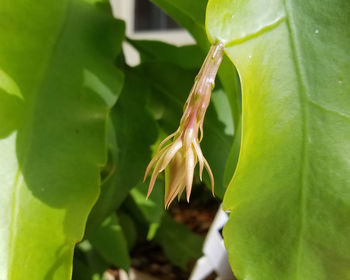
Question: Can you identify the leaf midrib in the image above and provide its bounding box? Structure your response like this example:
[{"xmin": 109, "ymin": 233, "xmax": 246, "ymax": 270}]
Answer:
[{"xmin": 282, "ymin": 0, "xmax": 309, "ymax": 279}]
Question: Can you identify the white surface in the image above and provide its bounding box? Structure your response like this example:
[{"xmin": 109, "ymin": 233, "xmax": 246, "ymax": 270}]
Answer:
[
  {"xmin": 190, "ymin": 205, "xmax": 235, "ymax": 280},
  {"xmin": 190, "ymin": 256, "xmax": 216, "ymax": 280}
]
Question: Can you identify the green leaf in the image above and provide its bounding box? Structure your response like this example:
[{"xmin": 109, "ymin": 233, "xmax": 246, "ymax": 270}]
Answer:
[
  {"xmin": 130, "ymin": 181, "xmax": 165, "ymax": 239},
  {"xmin": 206, "ymin": 0, "xmax": 350, "ymax": 279},
  {"xmin": 73, "ymin": 241, "xmax": 108, "ymax": 280},
  {"xmin": 87, "ymin": 68, "xmax": 158, "ymax": 231},
  {"xmin": 88, "ymin": 214, "xmax": 130, "ymax": 271},
  {"xmin": 155, "ymin": 214, "xmax": 204, "ymax": 269},
  {"xmin": 223, "ymin": 117, "xmax": 241, "ymax": 187},
  {"xmin": 0, "ymin": 1, "xmax": 123, "ymax": 279},
  {"xmin": 118, "ymin": 212, "xmax": 138, "ymax": 250}
]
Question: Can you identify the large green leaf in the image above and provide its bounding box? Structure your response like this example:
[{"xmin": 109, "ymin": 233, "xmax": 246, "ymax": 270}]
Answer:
[
  {"xmin": 206, "ymin": 0, "xmax": 350, "ymax": 279},
  {"xmin": 0, "ymin": 1, "xmax": 123, "ymax": 279}
]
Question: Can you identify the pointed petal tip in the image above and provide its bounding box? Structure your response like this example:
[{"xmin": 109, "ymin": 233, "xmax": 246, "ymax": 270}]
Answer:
[
  {"xmin": 204, "ymin": 157, "xmax": 215, "ymax": 195},
  {"xmin": 199, "ymin": 165, "xmax": 203, "ymax": 181},
  {"xmin": 185, "ymin": 184, "xmax": 192, "ymax": 203},
  {"xmin": 186, "ymin": 192, "xmax": 191, "ymax": 202},
  {"xmin": 165, "ymin": 195, "xmax": 174, "ymax": 209},
  {"xmin": 144, "ymin": 154, "xmax": 159, "ymax": 182},
  {"xmin": 157, "ymin": 130, "xmax": 178, "ymax": 153},
  {"xmin": 193, "ymin": 140, "xmax": 204, "ymax": 181},
  {"xmin": 144, "ymin": 163, "xmax": 151, "ymax": 182},
  {"xmin": 146, "ymin": 170, "xmax": 159, "ymax": 199},
  {"xmin": 177, "ymin": 193, "xmax": 181, "ymax": 202},
  {"xmin": 185, "ymin": 155, "xmax": 193, "ymax": 201}
]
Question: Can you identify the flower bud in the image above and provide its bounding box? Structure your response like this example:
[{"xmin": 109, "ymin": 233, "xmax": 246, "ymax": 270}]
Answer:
[{"xmin": 144, "ymin": 42, "xmax": 224, "ymax": 208}]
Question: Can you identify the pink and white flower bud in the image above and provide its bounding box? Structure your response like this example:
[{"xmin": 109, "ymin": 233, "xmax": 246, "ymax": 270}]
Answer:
[{"xmin": 144, "ymin": 42, "xmax": 224, "ymax": 208}]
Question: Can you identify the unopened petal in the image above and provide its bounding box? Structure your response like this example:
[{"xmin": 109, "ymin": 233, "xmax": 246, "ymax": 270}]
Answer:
[
  {"xmin": 157, "ymin": 129, "xmax": 178, "ymax": 153},
  {"xmin": 204, "ymin": 157, "xmax": 215, "ymax": 196},
  {"xmin": 193, "ymin": 139, "xmax": 204, "ymax": 180},
  {"xmin": 144, "ymin": 142, "xmax": 172, "ymax": 181},
  {"xmin": 165, "ymin": 184, "xmax": 183, "ymax": 209},
  {"xmin": 183, "ymin": 127, "xmax": 194, "ymax": 147},
  {"xmin": 164, "ymin": 153, "xmax": 186, "ymax": 207},
  {"xmin": 146, "ymin": 141, "xmax": 182, "ymax": 198},
  {"xmin": 144, "ymin": 152, "xmax": 162, "ymax": 182},
  {"xmin": 147, "ymin": 169, "xmax": 160, "ymax": 199},
  {"xmin": 154, "ymin": 139, "xmax": 182, "ymax": 176},
  {"xmin": 185, "ymin": 148, "xmax": 195, "ymax": 202},
  {"xmin": 178, "ymin": 184, "xmax": 186, "ymax": 201}
]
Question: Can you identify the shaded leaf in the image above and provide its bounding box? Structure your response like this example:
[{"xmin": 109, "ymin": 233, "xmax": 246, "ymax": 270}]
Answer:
[
  {"xmin": 87, "ymin": 68, "xmax": 158, "ymax": 231},
  {"xmin": 130, "ymin": 181, "xmax": 165, "ymax": 239},
  {"xmin": 155, "ymin": 214, "xmax": 204, "ymax": 269},
  {"xmin": 73, "ymin": 240, "xmax": 108, "ymax": 280},
  {"xmin": 118, "ymin": 212, "xmax": 138, "ymax": 250},
  {"xmin": 129, "ymin": 39, "xmax": 204, "ymax": 69},
  {"xmin": 89, "ymin": 214, "xmax": 130, "ymax": 271}
]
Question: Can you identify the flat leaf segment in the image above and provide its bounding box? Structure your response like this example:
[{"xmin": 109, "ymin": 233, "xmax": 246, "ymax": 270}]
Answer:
[
  {"xmin": 206, "ymin": 0, "xmax": 350, "ymax": 279},
  {"xmin": 0, "ymin": 0, "xmax": 123, "ymax": 279}
]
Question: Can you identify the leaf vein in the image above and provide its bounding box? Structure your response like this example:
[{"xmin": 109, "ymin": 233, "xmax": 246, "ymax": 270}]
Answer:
[
  {"xmin": 282, "ymin": 1, "xmax": 309, "ymax": 279},
  {"xmin": 307, "ymin": 99, "xmax": 350, "ymax": 121},
  {"xmin": 224, "ymin": 16, "xmax": 286, "ymax": 47}
]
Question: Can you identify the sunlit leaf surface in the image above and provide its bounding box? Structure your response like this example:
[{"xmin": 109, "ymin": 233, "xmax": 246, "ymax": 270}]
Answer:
[{"xmin": 207, "ymin": 0, "xmax": 350, "ymax": 279}]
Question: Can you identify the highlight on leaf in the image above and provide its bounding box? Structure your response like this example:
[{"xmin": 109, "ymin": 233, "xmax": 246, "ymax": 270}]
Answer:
[{"xmin": 144, "ymin": 42, "xmax": 225, "ymax": 208}]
